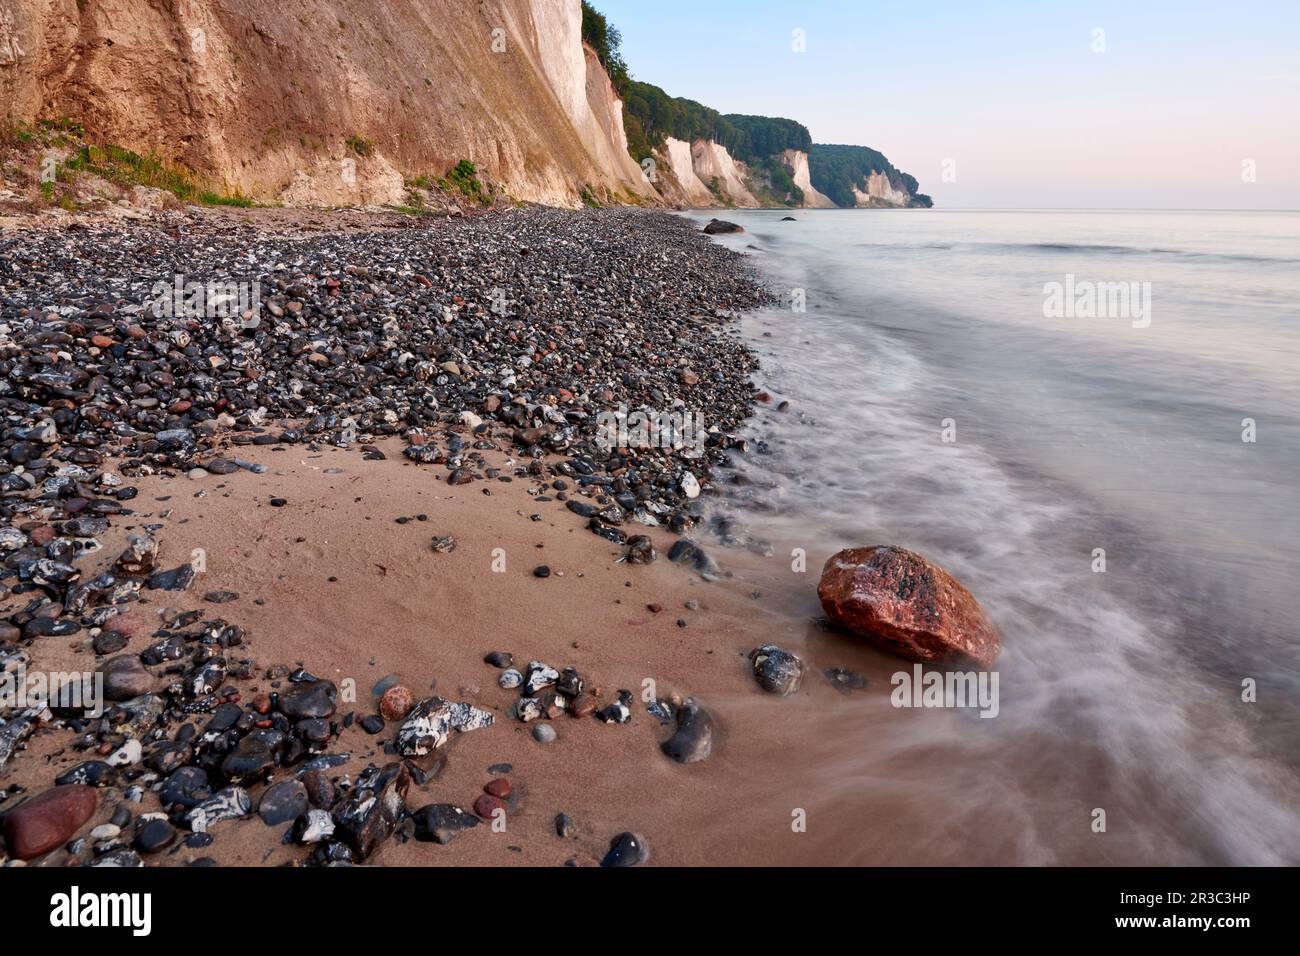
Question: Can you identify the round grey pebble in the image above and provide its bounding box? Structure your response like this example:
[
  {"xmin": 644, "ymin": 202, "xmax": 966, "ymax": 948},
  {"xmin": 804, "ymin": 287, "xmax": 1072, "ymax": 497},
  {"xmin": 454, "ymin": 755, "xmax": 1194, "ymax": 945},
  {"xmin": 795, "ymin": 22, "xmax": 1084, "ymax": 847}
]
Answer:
[{"xmin": 532, "ymin": 724, "xmax": 557, "ymax": 743}]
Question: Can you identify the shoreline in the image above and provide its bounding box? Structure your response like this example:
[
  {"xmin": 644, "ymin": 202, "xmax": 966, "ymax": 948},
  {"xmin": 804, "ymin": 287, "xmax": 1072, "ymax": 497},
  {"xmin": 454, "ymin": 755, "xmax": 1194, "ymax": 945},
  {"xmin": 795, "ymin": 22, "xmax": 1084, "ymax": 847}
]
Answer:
[{"xmin": 0, "ymin": 205, "xmax": 837, "ymax": 867}]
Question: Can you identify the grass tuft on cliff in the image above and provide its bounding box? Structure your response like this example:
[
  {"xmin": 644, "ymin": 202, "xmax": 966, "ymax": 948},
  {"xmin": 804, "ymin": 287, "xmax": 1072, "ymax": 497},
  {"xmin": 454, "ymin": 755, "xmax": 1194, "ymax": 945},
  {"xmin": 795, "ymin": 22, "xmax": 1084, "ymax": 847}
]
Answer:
[{"xmin": 2, "ymin": 119, "xmax": 254, "ymax": 209}]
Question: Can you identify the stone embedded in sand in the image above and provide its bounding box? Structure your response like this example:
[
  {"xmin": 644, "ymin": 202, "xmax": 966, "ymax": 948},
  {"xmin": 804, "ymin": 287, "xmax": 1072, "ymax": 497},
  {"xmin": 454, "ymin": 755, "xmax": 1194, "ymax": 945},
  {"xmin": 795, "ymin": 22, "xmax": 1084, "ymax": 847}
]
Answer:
[
  {"xmin": 397, "ymin": 696, "xmax": 494, "ymax": 756},
  {"xmin": 146, "ymin": 562, "xmax": 197, "ymax": 591},
  {"xmin": 660, "ymin": 697, "xmax": 713, "ymax": 763},
  {"xmin": 749, "ymin": 644, "xmax": 804, "ymax": 696},
  {"xmin": 2, "ymin": 785, "xmax": 97, "ymax": 860},
  {"xmin": 600, "ymin": 831, "xmax": 651, "ymax": 867},
  {"xmin": 817, "ymin": 546, "xmax": 1002, "ymax": 668}
]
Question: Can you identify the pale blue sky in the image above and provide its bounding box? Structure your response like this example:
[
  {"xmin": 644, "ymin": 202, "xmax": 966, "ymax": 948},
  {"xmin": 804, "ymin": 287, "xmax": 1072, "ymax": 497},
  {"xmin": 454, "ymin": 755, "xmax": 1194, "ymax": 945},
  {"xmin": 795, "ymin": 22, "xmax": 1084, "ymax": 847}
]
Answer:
[{"xmin": 593, "ymin": 0, "xmax": 1299, "ymax": 208}]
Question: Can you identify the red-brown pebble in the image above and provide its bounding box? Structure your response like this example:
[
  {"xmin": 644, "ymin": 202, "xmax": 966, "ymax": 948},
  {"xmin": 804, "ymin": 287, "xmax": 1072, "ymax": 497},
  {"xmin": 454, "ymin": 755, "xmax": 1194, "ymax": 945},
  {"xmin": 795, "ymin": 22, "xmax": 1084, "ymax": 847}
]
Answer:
[
  {"xmin": 2, "ymin": 785, "xmax": 97, "ymax": 860},
  {"xmin": 473, "ymin": 794, "xmax": 505, "ymax": 819},
  {"xmin": 484, "ymin": 778, "xmax": 511, "ymax": 799},
  {"xmin": 378, "ymin": 685, "xmax": 414, "ymax": 721}
]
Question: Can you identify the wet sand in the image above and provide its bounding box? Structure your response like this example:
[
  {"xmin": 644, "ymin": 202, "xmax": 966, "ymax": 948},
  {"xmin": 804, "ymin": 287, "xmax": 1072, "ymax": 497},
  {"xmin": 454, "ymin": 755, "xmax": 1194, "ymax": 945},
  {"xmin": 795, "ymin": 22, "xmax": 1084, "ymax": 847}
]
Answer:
[{"xmin": 6, "ymin": 427, "xmax": 1026, "ymax": 867}]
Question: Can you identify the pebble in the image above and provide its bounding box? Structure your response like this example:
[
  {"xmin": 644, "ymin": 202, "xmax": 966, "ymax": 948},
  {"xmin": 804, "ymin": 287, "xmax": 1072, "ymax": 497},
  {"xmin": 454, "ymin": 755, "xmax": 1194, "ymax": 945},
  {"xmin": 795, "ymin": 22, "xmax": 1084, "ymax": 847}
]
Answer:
[
  {"xmin": 750, "ymin": 644, "xmax": 804, "ymax": 696},
  {"xmin": 472, "ymin": 794, "xmax": 505, "ymax": 820},
  {"xmin": 378, "ymin": 684, "xmax": 415, "ymax": 721},
  {"xmin": 258, "ymin": 781, "xmax": 308, "ymax": 825},
  {"xmin": 411, "ymin": 804, "xmax": 480, "ymax": 844},
  {"xmin": 660, "ymin": 697, "xmax": 714, "ymax": 763},
  {"xmin": 1, "ymin": 785, "xmax": 97, "ymax": 861},
  {"xmin": 824, "ymin": 667, "xmax": 868, "ymax": 692},
  {"xmin": 600, "ymin": 831, "xmax": 651, "ymax": 867},
  {"xmin": 532, "ymin": 724, "xmax": 557, "ymax": 743},
  {"xmin": 133, "ymin": 818, "xmax": 177, "ymax": 853},
  {"xmin": 98, "ymin": 655, "xmax": 155, "ymax": 701},
  {"xmin": 277, "ymin": 679, "xmax": 338, "ymax": 719}
]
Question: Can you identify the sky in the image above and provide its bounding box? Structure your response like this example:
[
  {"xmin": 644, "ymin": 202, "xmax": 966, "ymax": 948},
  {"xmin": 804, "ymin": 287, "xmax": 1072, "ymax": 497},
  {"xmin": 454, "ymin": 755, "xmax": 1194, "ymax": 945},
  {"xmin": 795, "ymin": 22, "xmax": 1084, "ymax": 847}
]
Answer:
[{"xmin": 593, "ymin": 0, "xmax": 1300, "ymax": 209}]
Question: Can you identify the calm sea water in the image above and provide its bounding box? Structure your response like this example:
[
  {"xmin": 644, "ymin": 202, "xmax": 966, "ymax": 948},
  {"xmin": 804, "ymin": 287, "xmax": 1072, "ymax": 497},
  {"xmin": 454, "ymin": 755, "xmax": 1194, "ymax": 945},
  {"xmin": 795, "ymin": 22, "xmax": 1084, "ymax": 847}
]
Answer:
[{"xmin": 692, "ymin": 209, "xmax": 1300, "ymax": 864}]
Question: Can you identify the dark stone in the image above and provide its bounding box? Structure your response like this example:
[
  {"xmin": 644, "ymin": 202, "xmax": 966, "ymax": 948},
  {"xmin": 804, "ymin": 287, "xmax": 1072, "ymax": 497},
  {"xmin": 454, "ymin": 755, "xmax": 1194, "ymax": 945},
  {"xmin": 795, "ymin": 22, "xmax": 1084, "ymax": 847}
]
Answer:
[
  {"xmin": 411, "ymin": 803, "xmax": 480, "ymax": 844},
  {"xmin": 258, "ymin": 780, "xmax": 308, "ymax": 825},
  {"xmin": 660, "ymin": 697, "xmax": 714, "ymax": 763},
  {"xmin": 600, "ymin": 831, "xmax": 650, "ymax": 867},
  {"xmin": 134, "ymin": 818, "xmax": 177, "ymax": 853},
  {"xmin": 332, "ymin": 763, "xmax": 410, "ymax": 861},
  {"xmin": 278, "ymin": 679, "xmax": 338, "ymax": 719}
]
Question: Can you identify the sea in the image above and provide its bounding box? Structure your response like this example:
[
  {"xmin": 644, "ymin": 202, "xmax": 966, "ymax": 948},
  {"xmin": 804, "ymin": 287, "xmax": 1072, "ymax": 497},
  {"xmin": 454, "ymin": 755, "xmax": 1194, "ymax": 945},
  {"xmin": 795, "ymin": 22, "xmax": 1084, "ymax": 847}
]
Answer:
[{"xmin": 690, "ymin": 208, "xmax": 1300, "ymax": 865}]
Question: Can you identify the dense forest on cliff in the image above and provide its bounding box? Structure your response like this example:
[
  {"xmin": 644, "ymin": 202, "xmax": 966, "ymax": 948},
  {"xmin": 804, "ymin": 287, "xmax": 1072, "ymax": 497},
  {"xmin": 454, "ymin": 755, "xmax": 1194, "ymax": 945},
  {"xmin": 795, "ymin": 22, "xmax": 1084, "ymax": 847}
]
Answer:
[{"xmin": 809, "ymin": 144, "xmax": 934, "ymax": 208}]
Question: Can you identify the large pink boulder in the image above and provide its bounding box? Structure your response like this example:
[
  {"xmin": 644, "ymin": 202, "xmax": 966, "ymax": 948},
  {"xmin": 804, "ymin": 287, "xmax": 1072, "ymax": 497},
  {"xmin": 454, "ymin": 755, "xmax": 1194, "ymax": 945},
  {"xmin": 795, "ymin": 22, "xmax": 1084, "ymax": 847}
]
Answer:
[{"xmin": 817, "ymin": 546, "xmax": 1002, "ymax": 668}]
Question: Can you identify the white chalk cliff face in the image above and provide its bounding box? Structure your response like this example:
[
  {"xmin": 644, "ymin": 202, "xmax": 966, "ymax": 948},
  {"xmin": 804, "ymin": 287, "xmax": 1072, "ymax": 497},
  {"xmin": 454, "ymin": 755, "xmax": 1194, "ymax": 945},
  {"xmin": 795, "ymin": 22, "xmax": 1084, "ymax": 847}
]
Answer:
[
  {"xmin": 653, "ymin": 137, "xmax": 712, "ymax": 206},
  {"xmin": 781, "ymin": 149, "xmax": 837, "ymax": 208},
  {"xmin": 689, "ymin": 140, "xmax": 760, "ymax": 207},
  {"xmin": 0, "ymin": 0, "xmax": 656, "ymax": 207},
  {"xmin": 852, "ymin": 170, "xmax": 913, "ymax": 207}
]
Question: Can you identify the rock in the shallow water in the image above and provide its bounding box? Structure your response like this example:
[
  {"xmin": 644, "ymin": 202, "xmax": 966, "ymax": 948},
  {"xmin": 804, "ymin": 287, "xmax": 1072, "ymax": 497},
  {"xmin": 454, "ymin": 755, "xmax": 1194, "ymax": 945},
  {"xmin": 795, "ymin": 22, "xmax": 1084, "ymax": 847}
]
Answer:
[
  {"xmin": 703, "ymin": 219, "xmax": 744, "ymax": 235},
  {"xmin": 2, "ymin": 785, "xmax": 97, "ymax": 860},
  {"xmin": 600, "ymin": 831, "xmax": 650, "ymax": 867},
  {"xmin": 397, "ymin": 697, "xmax": 494, "ymax": 756},
  {"xmin": 660, "ymin": 697, "xmax": 713, "ymax": 763},
  {"xmin": 624, "ymin": 535, "xmax": 656, "ymax": 564},
  {"xmin": 824, "ymin": 667, "xmax": 868, "ymax": 693},
  {"xmin": 749, "ymin": 644, "xmax": 804, "ymax": 696},
  {"xmin": 411, "ymin": 803, "xmax": 480, "ymax": 844},
  {"xmin": 817, "ymin": 546, "xmax": 1002, "ymax": 668}
]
